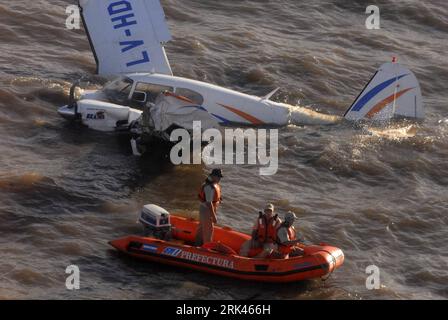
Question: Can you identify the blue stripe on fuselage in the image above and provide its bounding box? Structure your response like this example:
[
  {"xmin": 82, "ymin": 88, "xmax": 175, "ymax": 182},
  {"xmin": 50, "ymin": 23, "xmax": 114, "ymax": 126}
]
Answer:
[
  {"xmin": 182, "ymin": 105, "xmax": 208, "ymax": 112},
  {"xmin": 180, "ymin": 106, "xmax": 231, "ymax": 124},
  {"xmin": 351, "ymin": 74, "xmax": 408, "ymax": 112},
  {"xmin": 211, "ymin": 113, "xmax": 231, "ymax": 125}
]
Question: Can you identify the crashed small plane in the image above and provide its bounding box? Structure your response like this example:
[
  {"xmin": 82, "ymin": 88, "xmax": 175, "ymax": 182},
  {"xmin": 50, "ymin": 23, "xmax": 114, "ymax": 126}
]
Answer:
[{"xmin": 58, "ymin": 0, "xmax": 424, "ymax": 153}]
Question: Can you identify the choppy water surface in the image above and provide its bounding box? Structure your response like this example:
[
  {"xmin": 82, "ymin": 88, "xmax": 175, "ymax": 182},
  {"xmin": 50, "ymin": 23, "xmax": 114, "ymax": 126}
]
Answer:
[{"xmin": 0, "ymin": 0, "xmax": 447, "ymax": 299}]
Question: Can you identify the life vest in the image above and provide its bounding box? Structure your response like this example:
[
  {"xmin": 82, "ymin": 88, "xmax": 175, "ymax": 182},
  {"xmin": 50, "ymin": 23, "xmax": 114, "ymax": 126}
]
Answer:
[
  {"xmin": 256, "ymin": 213, "xmax": 281, "ymax": 243},
  {"xmin": 198, "ymin": 180, "xmax": 222, "ymax": 208},
  {"xmin": 287, "ymin": 226, "xmax": 296, "ymax": 242},
  {"xmin": 277, "ymin": 225, "xmax": 297, "ymax": 256}
]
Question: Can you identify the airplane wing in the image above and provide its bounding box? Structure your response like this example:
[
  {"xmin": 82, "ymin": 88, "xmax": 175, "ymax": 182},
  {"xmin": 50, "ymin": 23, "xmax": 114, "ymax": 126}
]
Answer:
[{"xmin": 79, "ymin": 0, "xmax": 173, "ymax": 76}]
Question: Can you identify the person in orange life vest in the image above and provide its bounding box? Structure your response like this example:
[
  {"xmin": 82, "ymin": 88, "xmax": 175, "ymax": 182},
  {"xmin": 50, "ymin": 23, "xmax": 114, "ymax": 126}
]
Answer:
[
  {"xmin": 272, "ymin": 211, "xmax": 304, "ymax": 259},
  {"xmin": 195, "ymin": 168, "xmax": 223, "ymax": 246},
  {"xmin": 239, "ymin": 203, "xmax": 282, "ymax": 258}
]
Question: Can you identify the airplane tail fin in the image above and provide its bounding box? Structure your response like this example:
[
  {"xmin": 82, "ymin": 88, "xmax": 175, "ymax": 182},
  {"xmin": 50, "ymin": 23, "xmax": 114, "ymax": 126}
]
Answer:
[
  {"xmin": 79, "ymin": 0, "xmax": 172, "ymax": 76},
  {"xmin": 344, "ymin": 60, "xmax": 424, "ymax": 121}
]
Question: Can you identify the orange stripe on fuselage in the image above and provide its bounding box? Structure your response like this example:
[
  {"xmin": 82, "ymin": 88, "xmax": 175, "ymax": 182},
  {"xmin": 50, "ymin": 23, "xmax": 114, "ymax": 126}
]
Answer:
[
  {"xmin": 217, "ymin": 103, "xmax": 265, "ymax": 125},
  {"xmin": 164, "ymin": 91, "xmax": 195, "ymax": 104},
  {"xmin": 366, "ymin": 88, "xmax": 414, "ymax": 119}
]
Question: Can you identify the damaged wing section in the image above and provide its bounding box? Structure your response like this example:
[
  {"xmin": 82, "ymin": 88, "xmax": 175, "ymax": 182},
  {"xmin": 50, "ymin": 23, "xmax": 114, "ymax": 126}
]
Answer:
[
  {"xmin": 131, "ymin": 92, "xmax": 220, "ymax": 155},
  {"xmin": 79, "ymin": 0, "xmax": 173, "ymax": 76},
  {"xmin": 147, "ymin": 93, "xmax": 220, "ymax": 132}
]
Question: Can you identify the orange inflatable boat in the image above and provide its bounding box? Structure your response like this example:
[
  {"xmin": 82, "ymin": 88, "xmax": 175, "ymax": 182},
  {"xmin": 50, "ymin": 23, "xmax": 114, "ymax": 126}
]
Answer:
[{"xmin": 110, "ymin": 214, "xmax": 344, "ymax": 283}]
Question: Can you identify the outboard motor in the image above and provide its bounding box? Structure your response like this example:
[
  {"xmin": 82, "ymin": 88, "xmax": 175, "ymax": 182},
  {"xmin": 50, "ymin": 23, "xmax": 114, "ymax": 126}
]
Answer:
[{"xmin": 138, "ymin": 204, "xmax": 172, "ymax": 240}]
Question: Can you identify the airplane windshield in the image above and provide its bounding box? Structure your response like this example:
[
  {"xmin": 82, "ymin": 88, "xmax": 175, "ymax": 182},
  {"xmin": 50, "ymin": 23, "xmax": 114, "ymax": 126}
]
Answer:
[{"xmin": 102, "ymin": 76, "xmax": 134, "ymax": 104}]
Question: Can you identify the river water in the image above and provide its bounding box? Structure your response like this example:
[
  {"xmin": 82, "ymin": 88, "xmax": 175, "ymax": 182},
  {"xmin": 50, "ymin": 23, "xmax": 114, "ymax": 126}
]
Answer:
[{"xmin": 0, "ymin": 0, "xmax": 447, "ymax": 299}]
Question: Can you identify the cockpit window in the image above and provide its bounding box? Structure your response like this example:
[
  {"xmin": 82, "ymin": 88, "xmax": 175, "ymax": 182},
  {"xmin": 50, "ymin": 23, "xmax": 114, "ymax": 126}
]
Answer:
[
  {"xmin": 175, "ymin": 88, "xmax": 204, "ymax": 105},
  {"xmin": 103, "ymin": 76, "xmax": 134, "ymax": 104},
  {"xmin": 134, "ymin": 83, "xmax": 174, "ymax": 103}
]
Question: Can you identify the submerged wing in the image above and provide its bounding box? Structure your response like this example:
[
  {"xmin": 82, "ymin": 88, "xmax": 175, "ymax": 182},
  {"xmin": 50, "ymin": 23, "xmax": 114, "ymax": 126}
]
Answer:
[
  {"xmin": 344, "ymin": 62, "xmax": 424, "ymax": 121},
  {"xmin": 79, "ymin": 0, "xmax": 172, "ymax": 76}
]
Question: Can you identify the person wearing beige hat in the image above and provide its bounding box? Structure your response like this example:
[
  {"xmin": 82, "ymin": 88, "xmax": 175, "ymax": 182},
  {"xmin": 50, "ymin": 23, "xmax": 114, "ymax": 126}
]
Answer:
[
  {"xmin": 239, "ymin": 203, "xmax": 282, "ymax": 258},
  {"xmin": 195, "ymin": 169, "xmax": 223, "ymax": 246},
  {"xmin": 271, "ymin": 211, "xmax": 304, "ymax": 259}
]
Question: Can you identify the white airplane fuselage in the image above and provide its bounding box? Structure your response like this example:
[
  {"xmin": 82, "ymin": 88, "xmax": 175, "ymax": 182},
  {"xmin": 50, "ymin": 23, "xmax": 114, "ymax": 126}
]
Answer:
[
  {"xmin": 120, "ymin": 73, "xmax": 292, "ymax": 126},
  {"xmin": 58, "ymin": 72, "xmax": 340, "ymax": 132}
]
